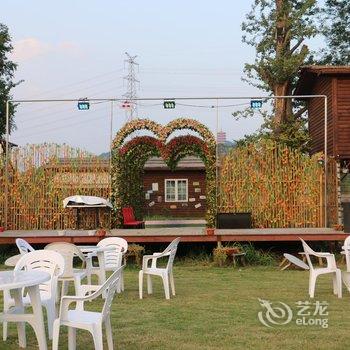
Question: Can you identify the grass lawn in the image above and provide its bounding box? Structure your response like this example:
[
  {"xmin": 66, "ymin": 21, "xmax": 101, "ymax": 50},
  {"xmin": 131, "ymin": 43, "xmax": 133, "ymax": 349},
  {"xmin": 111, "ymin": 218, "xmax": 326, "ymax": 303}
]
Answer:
[{"xmin": 1, "ymin": 263, "xmax": 350, "ymax": 350}]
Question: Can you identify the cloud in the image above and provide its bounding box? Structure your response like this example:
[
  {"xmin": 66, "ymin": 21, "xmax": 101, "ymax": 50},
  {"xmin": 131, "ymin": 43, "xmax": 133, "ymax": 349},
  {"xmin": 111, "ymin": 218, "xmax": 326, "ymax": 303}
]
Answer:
[{"xmin": 11, "ymin": 38, "xmax": 83, "ymax": 62}]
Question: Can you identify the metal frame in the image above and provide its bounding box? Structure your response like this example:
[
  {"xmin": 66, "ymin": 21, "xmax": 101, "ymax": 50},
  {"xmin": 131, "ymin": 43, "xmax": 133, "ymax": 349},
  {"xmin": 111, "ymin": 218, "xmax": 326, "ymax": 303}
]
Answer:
[{"xmin": 4, "ymin": 94, "xmax": 328, "ymax": 227}]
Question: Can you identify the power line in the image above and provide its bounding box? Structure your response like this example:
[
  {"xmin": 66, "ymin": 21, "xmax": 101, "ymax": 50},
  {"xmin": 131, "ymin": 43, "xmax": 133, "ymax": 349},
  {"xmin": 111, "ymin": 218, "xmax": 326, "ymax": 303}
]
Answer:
[
  {"xmin": 17, "ymin": 104, "xmax": 109, "ymax": 132},
  {"xmin": 13, "ymin": 106, "xmax": 109, "ymax": 140},
  {"xmin": 21, "ymin": 68, "xmax": 124, "ymax": 99}
]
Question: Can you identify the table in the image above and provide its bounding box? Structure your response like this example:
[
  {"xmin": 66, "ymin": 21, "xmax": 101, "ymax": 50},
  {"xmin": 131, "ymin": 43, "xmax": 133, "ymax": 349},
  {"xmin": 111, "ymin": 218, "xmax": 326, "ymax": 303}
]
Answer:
[
  {"xmin": 0, "ymin": 270, "xmax": 50, "ymax": 350},
  {"xmin": 4, "ymin": 254, "xmax": 22, "ymax": 267},
  {"xmin": 280, "ymin": 253, "xmax": 309, "ymax": 270}
]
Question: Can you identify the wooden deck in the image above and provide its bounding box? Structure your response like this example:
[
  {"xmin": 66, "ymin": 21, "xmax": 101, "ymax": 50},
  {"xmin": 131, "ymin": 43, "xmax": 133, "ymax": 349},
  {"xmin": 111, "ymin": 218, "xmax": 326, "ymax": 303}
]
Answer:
[{"xmin": 0, "ymin": 227, "xmax": 347, "ymax": 245}]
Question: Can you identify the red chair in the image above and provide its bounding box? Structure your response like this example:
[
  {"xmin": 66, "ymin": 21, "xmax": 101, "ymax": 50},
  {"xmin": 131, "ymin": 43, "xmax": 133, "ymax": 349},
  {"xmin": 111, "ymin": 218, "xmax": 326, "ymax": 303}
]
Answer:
[{"xmin": 122, "ymin": 207, "xmax": 145, "ymax": 229}]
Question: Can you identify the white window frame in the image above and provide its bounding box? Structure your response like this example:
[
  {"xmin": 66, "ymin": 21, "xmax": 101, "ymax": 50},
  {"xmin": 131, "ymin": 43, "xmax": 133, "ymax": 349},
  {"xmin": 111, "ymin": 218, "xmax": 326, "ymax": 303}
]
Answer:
[{"xmin": 164, "ymin": 179, "xmax": 188, "ymax": 203}]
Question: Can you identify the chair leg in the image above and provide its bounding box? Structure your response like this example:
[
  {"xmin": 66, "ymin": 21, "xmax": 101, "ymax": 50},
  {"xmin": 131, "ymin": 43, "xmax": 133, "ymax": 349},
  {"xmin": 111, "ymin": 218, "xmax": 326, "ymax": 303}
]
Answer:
[
  {"xmin": 3, "ymin": 289, "xmax": 11, "ymax": 341},
  {"xmin": 162, "ymin": 273, "xmax": 170, "ymax": 300},
  {"xmin": 309, "ymin": 272, "xmax": 316, "ymax": 298},
  {"xmin": 147, "ymin": 274, "xmax": 153, "ymax": 294},
  {"xmin": 336, "ymin": 270, "xmax": 342, "ymax": 298},
  {"xmin": 169, "ymin": 272, "xmax": 176, "ymax": 296},
  {"xmin": 46, "ymin": 301, "xmax": 56, "ymax": 340},
  {"xmin": 105, "ymin": 318, "xmax": 114, "ymax": 350},
  {"xmin": 332, "ymin": 273, "xmax": 338, "ymax": 295},
  {"xmin": 92, "ymin": 325, "xmax": 103, "ymax": 350},
  {"xmin": 2, "ymin": 322, "xmax": 7, "ymax": 342},
  {"xmin": 74, "ymin": 276, "xmax": 82, "ymax": 296},
  {"xmin": 139, "ymin": 270, "xmax": 144, "ymax": 299},
  {"xmin": 121, "ymin": 271, "xmax": 125, "ymax": 292},
  {"xmin": 61, "ymin": 280, "xmax": 69, "ymax": 297},
  {"xmin": 52, "ymin": 320, "xmax": 60, "ymax": 350},
  {"xmin": 68, "ymin": 327, "xmax": 76, "ymax": 350}
]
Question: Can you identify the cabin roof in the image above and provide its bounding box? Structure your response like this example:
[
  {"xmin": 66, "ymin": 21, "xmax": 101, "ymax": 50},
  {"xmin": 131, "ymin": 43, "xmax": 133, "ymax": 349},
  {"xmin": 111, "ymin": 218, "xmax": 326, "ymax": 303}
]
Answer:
[
  {"xmin": 295, "ymin": 65, "xmax": 350, "ymax": 97},
  {"xmin": 144, "ymin": 156, "xmax": 205, "ymax": 170},
  {"xmin": 44, "ymin": 155, "xmax": 205, "ymax": 170}
]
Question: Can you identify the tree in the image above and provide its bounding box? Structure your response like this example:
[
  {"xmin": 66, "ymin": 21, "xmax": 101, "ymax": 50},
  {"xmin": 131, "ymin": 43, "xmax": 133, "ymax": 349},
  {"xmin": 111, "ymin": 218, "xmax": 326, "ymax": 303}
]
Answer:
[
  {"xmin": 320, "ymin": 0, "xmax": 350, "ymax": 65},
  {"xmin": 241, "ymin": 0, "xmax": 319, "ymax": 130},
  {"xmin": 0, "ymin": 23, "xmax": 20, "ymax": 142}
]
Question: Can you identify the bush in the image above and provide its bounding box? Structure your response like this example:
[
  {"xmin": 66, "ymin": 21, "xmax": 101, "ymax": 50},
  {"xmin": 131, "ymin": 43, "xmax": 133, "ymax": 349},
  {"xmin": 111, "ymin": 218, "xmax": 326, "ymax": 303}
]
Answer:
[
  {"xmin": 212, "ymin": 248, "xmax": 228, "ymax": 267},
  {"xmin": 242, "ymin": 243, "xmax": 276, "ymax": 266}
]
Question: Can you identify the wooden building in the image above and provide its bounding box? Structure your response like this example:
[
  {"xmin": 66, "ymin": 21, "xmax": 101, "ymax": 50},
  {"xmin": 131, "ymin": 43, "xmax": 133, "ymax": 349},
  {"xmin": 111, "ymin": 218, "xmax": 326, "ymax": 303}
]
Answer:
[
  {"xmin": 143, "ymin": 156, "xmax": 206, "ymax": 218},
  {"xmin": 295, "ymin": 66, "xmax": 350, "ymax": 159}
]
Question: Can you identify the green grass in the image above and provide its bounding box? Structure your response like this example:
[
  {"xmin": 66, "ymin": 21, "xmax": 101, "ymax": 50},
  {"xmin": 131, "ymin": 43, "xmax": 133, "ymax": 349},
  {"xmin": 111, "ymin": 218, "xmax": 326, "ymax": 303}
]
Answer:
[{"xmin": 1, "ymin": 264, "xmax": 350, "ymax": 349}]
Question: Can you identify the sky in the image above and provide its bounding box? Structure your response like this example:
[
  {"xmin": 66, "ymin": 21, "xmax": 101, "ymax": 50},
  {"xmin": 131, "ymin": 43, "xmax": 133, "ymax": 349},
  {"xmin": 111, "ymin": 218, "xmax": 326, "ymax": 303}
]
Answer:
[{"xmin": 2, "ymin": 0, "xmax": 325, "ymax": 154}]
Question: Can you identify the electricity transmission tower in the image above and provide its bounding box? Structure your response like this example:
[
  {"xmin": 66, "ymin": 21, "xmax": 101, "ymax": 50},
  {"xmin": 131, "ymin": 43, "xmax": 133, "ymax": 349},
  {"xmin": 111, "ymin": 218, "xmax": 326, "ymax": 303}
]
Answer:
[{"xmin": 123, "ymin": 52, "xmax": 139, "ymax": 122}]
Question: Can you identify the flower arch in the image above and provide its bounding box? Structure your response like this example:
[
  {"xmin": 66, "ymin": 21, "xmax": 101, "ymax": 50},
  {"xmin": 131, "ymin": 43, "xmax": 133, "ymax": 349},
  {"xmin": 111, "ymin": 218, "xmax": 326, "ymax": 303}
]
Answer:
[{"xmin": 111, "ymin": 118, "xmax": 216, "ymax": 227}]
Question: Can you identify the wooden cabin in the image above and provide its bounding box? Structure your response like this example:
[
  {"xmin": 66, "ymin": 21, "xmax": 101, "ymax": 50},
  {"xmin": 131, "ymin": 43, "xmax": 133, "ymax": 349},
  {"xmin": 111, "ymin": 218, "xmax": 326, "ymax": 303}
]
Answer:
[
  {"xmin": 295, "ymin": 66, "xmax": 350, "ymax": 205},
  {"xmin": 294, "ymin": 66, "xmax": 350, "ymax": 159},
  {"xmin": 143, "ymin": 156, "xmax": 206, "ymax": 218}
]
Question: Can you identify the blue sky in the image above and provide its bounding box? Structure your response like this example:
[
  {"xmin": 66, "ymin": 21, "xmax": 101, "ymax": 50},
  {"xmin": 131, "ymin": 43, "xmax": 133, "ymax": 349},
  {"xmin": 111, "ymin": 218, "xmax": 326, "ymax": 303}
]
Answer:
[{"xmin": 2, "ymin": 0, "xmax": 325, "ymax": 154}]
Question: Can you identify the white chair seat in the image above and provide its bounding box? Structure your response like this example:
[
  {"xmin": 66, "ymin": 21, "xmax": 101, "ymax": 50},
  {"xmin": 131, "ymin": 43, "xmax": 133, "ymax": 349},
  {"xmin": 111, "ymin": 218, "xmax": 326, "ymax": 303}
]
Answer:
[
  {"xmin": 63, "ymin": 310, "xmax": 102, "ymax": 326},
  {"xmin": 60, "ymin": 269, "xmax": 87, "ymax": 280},
  {"xmin": 143, "ymin": 267, "xmax": 167, "ymax": 275}
]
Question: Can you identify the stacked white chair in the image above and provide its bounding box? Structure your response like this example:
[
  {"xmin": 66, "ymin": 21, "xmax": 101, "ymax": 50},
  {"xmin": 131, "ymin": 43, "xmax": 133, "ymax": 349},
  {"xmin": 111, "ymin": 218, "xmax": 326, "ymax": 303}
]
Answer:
[
  {"xmin": 52, "ymin": 266, "xmax": 122, "ymax": 350},
  {"xmin": 3, "ymin": 250, "xmax": 65, "ymax": 340},
  {"xmin": 139, "ymin": 237, "xmax": 180, "ymax": 299},
  {"xmin": 45, "ymin": 242, "xmax": 92, "ymax": 297},
  {"xmin": 300, "ymin": 238, "xmax": 342, "ymax": 298},
  {"xmin": 89, "ymin": 237, "xmax": 127, "ymax": 292}
]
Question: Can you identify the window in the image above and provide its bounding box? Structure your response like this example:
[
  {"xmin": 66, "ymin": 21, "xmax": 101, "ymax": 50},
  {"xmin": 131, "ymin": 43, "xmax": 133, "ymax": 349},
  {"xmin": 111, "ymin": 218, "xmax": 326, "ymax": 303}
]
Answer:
[{"xmin": 165, "ymin": 179, "xmax": 188, "ymax": 202}]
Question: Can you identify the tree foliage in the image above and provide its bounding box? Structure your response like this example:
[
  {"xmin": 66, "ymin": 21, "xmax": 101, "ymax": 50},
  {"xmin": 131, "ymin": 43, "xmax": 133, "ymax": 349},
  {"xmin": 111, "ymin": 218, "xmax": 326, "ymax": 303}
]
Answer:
[
  {"xmin": 0, "ymin": 23, "xmax": 20, "ymax": 140},
  {"xmin": 320, "ymin": 0, "xmax": 350, "ymax": 65},
  {"xmin": 236, "ymin": 0, "xmax": 319, "ymax": 150}
]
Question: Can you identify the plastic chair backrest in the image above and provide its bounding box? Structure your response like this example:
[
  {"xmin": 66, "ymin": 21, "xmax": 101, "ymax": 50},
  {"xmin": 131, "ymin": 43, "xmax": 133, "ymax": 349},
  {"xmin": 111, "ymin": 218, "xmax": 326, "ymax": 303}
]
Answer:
[
  {"xmin": 343, "ymin": 236, "xmax": 350, "ymax": 271},
  {"xmin": 16, "ymin": 238, "xmax": 35, "ymax": 255},
  {"xmin": 101, "ymin": 267, "xmax": 122, "ymax": 320},
  {"xmin": 300, "ymin": 238, "xmax": 316, "ymax": 270},
  {"xmin": 122, "ymin": 207, "xmax": 135, "ymax": 223},
  {"xmin": 44, "ymin": 242, "xmax": 85, "ymax": 278},
  {"xmin": 163, "ymin": 237, "xmax": 180, "ymax": 270},
  {"xmin": 97, "ymin": 237, "xmax": 127, "ymax": 270},
  {"xmin": 14, "ymin": 250, "xmax": 65, "ymax": 298},
  {"xmin": 344, "ymin": 236, "xmax": 350, "ymax": 248}
]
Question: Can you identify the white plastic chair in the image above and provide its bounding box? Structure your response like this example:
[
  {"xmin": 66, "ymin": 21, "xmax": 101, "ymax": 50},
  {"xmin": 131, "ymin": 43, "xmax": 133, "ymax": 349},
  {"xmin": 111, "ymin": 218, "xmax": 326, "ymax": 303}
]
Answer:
[
  {"xmin": 52, "ymin": 266, "xmax": 122, "ymax": 350},
  {"xmin": 341, "ymin": 236, "xmax": 350, "ymax": 290},
  {"xmin": 16, "ymin": 238, "xmax": 35, "ymax": 255},
  {"xmin": 139, "ymin": 237, "xmax": 180, "ymax": 300},
  {"xmin": 300, "ymin": 238, "xmax": 342, "ymax": 298},
  {"xmin": 3, "ymin": 250, "xmax": 65, "ymax": 340},
  {"xmin": 45, "ymin": 242, "xmax": 92, "ymax": 297},
  {"xmin": 90, "ymin": 237, "xmax": 127, "ymax": 291}
]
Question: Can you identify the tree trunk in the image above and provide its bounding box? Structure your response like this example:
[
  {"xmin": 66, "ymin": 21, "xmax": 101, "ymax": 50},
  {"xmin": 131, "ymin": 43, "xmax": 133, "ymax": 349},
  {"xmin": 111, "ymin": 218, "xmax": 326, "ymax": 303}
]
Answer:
[{"xmin": 274, "ymin": 0, "xmax": 292, "ymax": 130}]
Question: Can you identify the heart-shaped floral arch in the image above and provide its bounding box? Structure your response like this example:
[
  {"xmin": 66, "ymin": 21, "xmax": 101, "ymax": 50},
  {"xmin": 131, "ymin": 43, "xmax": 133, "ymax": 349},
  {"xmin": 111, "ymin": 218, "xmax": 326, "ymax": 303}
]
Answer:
[{"xmin": 111, "ymin": 118, "xmax": 216, "ymax": 227}]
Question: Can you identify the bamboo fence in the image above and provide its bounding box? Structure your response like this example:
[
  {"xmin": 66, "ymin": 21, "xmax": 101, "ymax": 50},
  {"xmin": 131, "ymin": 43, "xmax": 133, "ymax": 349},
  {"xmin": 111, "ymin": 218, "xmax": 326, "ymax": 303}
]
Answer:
[
  {"xmin": 218, "ymin": 141, "xmax": 338, "ymax": 228},
  {"xmin": 0, "ymin": 142, "xmax": 338, "ymax": 230},
  {"xmin": 0, "ymin": 144, "xmax": 111, "ymax": 230}
]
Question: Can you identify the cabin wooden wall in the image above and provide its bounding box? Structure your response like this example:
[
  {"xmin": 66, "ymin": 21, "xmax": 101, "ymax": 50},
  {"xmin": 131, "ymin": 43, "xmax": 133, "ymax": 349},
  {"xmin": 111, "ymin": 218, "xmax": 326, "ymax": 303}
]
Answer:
[
  {"xmin": 308, "ymin": 77, "xmax": 334, "ymax": 155},
  {"xmin": 308, "ymin": 75, "xmax": 350, "ymax": 159},
  {"xmin": 143, "ymin": 169, "xmax": 206, "ymax": 217},
  {"xmin": 336, "ymin": 77, "xmax": 350, "ymax": 159}
]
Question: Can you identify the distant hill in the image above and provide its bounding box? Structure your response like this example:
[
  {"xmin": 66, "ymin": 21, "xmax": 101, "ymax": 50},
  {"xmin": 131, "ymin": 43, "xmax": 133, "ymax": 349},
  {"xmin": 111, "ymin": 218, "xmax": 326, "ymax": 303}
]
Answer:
[{"xmin": 99, "ymin": 152, "xmax": 110, "ymax": 159}]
